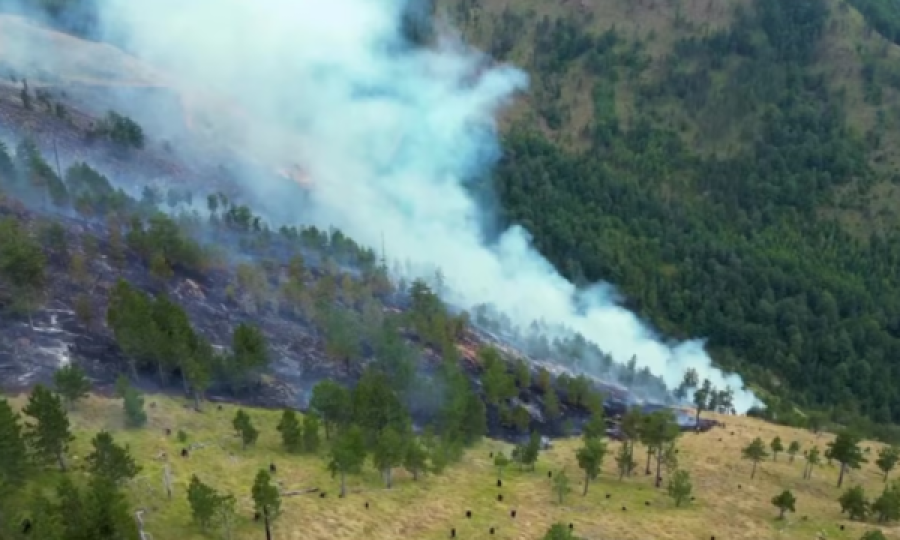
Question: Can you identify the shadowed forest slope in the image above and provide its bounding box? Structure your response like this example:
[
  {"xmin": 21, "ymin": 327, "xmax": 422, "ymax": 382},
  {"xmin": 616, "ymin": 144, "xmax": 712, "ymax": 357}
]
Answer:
[{"xmin": 427, "ymin": 0, "xmax": 900, "ymax": 433}]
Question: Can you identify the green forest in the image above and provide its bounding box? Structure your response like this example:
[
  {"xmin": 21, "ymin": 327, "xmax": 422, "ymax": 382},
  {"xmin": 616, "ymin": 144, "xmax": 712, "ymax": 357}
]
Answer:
[{"xmin": 440, "ymin": 0, "xmax": 900, "ymax": 432}]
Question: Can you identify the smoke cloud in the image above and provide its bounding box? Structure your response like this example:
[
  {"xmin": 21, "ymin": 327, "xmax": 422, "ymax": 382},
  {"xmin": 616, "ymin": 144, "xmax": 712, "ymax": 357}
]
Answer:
[{"xmin": 30, "ymin": 0, "xmax": 760, "ymax": 411}]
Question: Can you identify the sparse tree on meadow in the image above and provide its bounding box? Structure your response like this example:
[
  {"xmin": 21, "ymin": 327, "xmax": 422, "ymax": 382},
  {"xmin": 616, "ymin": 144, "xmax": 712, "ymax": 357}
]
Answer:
[
  {"xmin": 742, "ymin": 437, "xmax": 769, "ymax": 479},
  {"xmin": 829, "ymin": 430, "xmax": 867, "ymax": 488},
  {"xmin": 372, "ymin": 426, "xmax": 406, "ymax": 488},
  {"xmin": 861, "ymin": 531, "xmax": 888, "ymax": 540},
  {"xmin": 576, "ymin": 436, "xmax": 607, "ymax": 496},
  {"xmin": 232, "ymin": 409, "xmax": 259, "ymax": 450},
  {"xmin": 85, "ymin": 431, "xmax": 141, "ymax": 485},
  {"xmin": 876, "ymin": 446, "xmax": 900, "ymax": 482},
  {"xmin": 692, "ymin": 378, "xmax": 714, "ymax": 425},
  {"xmin": 770, "ymin": 436, "xmax": 784, "ymax": 461},
  {"xmin": 309, "ymin": 380, "xmax": 351, "ymax": 440},
  {"xmin": 404, "ymin": 437, "xmax": 429, "ymax": 481},
  {"xmin": 327, "ymin": 425, "xmax": 367, "ymax": 497},
  {"xmin": 188, "ymin": 474, "xmax": 221, "ymax": 530},
  {"xmin": 804, "ymin": 446, "xmax": 822, "ymax": 480},
  {"xmin": 494, "ymin": 450, "xmax": 511, "ymax": 479},
  {"xmin": 642, "ymin": 410, "xmax": 681, "ymax": 486},
  {"xmin": 552, "ymin": 468, "xmax": 571, "ymax": 504},
  {"xmin": 787, "ymin": 441, "xmax": 801, "ymax": 463},
  {"xmin": 615, "ymin": 442, "xmax": 637, "ymax": 479},
  {"xmin": 22, "ymin": 384, "xmax": 73, "ymax": 471},
  {"xmin": 302, "ymin": 413, "xmax": 321, "ymax": 453},
  {"xmin": 872, "ymin": 481, "xmax": 900, "ymax": 523},
  {"xmin": 668, "ymin": 469, "xmax": 693, "ymax": 507},
  {"xmin": 251, "ymin": 469, "xmax": 281, "ymax": 522},
  {"xmin": 772, "ymin": 489, "xmax": 796, "ymax": 519},
  {"xmin": 53, "ymin": 364, "xmax": 91, "ymax": 409},
  {"xmin": 276, "ymin": 409, "xmax": 303, "ymax": 453},
  {"xmin": 839, "ymin": 485, "xmax": 870, "ymax": 521}
]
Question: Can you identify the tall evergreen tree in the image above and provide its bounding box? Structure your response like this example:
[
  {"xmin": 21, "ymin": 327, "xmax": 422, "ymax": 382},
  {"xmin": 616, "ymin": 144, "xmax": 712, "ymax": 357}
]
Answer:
[{"xmin": 22, "ymin": 384, "xmax": 73, "ymax": 471}]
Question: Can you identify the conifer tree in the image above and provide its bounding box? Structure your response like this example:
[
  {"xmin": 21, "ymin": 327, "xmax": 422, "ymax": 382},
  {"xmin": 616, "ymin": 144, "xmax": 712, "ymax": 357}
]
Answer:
[
  {"xmin": 85, "ymin": 430, "xmax": 141, "ymax": 485},
  {"xmin": 251, "ymin": 469, "xmax": 281, "ymax": 521},
  {"xmin": 575, "ymin": 437, "xmax": 607, "ymax": 496},
  {"xmin": 742, "ymin": 437, "xmax": 769, "ymax": 479},
  {"xmin": 302, "ymin": 413, "xmax": 321, "ymax": 453},
  {"xmin": 22, "ymin": 384, "xmax": 73, "ymax": 471},
  {"xmin": 0, "ymin": 398, "xmax": 28, "ymax": 492},
  {"xmin": 53, "ymin": 364, "xmax": 91, "ymax": 409},
  {"xmin": 233, "ymin": 409, "xmax": 259, "ymax": 450},
  {"xmin": 276, "ymin": 409, "xmax": 302, "ymax": 453},
  {"xmin": 372, "ymin": 426, "xmax": 406, "ymax": 488},
  {"xmin": 327, "ymin": 425, "xmax": 367, "ymax": 497}
]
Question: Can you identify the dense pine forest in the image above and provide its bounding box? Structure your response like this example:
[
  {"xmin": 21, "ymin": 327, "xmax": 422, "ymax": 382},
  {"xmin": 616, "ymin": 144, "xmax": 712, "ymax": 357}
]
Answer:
[{"xmin": 429, "ymin": 0, "xmax": 900, "ymax": 435}]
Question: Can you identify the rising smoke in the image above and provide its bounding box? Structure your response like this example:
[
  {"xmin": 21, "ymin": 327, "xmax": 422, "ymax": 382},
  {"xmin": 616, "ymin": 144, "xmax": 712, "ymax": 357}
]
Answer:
[{"xmin": 80, "ymin": 0, "xmax": 761, "ymax": 412}]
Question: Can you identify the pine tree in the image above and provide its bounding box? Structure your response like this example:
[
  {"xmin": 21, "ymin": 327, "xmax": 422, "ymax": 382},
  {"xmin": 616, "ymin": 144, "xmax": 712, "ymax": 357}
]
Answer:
[
  {"xmin": 0, "ymin": 398, "xmax": 28, "ymax": 493},
  {"xmin": 575, "ymin": 437, "xmax": 607, "ymax": 496},
  {"xmin": 552, "ymin": 468, "xmax": 571, "ymax": 504},
  {"xmin": 667, "ymin": 470, "xmax": 693, "ymax": 507},
  {"xmin": 302, "ymin": 413, "xmax": 321, "ymax": 453},
  {"xmin": 25, "ymin": 486, "xmax": 65, "ymax": 539},
  {"xmin": 251, "ymin": 469, "xmax": 281, "ymax": 520},
  {"xmin": 372, "ymin": 426, "xmax": 406, "ymax": 488},
  {"xmin": 772, "ymin": 489, "xmax": 796, "ymax": 519},
  {"xmin": 787, "ymin": 440, "xmax": 801, "ymax": 463},
  {"xmin": 804, "ymin": 446, "xmax": 822, "ymax": 479},
  {"xmin": 233, "ymin": 409, "xmax": 259, "ymax": 450},
  {"xmin": 85, "ymin": 430, "xmax": 141, "ymax": 485},
  {"xmin": 838, "ymin": 485, "xmax": 870, "ymax": 521},
  {"xmin": 770, "ymin": 436, "xmax": 784, "ymax": 461},
  {"xmin": 22, "ymin": 384, "xmax": 73, "ymax": 471},
  {"xmin": 309, "ymin": 380, "xmax": 351, "ymax": 440},
  {"xmin": 82, "ymin": 475, "xmax": 141, "ymax": 539},
  {"xmin": 828, "ymin": 430, "xmax": 867, "ymax": 488},
  {"xmin": 404, "ymin": 438, "xmax": 429, "ymax": 481},
  {"xmin": 187, "ymin": 474, "xmax": 221, "ymax": 530},
  {"xmin": 276, "ymin": 409, "xmax": 302, "ymax": 453},
  {"xmin": 741, "ymin": 437, "xmax": 769, "ymax": 479},
  {"xmin": 876, "ymin": 446, "xmax": 900, "ymax": 482},
  {"xmin": 327, "ymin": 425, "xmax": 367, "ymax": 497},
  {"xmin": 53, "ymin": 364, "xmax": 91, "ymax": 409}
]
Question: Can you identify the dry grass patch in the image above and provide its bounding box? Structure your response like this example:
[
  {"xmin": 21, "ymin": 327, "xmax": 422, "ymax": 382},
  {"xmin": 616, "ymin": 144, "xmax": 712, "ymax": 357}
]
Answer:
[{"xmin": 6, "ymin": 393, "xmax": 900, "ymax": 539}]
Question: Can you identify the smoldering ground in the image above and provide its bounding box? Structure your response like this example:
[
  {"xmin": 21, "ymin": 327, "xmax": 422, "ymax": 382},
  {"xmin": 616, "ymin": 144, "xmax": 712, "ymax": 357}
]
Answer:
[{"xmin": 1, "ymin": 0, "xmax": 761, "ymax": 411}]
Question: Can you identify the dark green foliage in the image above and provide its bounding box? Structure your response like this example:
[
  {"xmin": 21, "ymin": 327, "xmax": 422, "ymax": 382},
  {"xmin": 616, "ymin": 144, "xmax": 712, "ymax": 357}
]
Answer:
[
  {"xmin": 0, "ymin": 216, "xmax": 46, "ymax": 314},
  {"xmin": 277, "ymin": 409, "xmax": 303, "ymax": 453},
  {"xmin": 829, "ymin": 431, "xmax": 868, "ymax": 488},
  {"xmin": 872, "ymin": 481, "xmax": 900, "ymax": 522},
  {"xmin": 372, "ymin": 426, "xmax": 407, "ymax": 488},
  {"xmin": 0, "ymin": 398, "xmax": 28, "ymax": 493},
  {"xmin": 98, "ymin": 111, "xmax": 145, "ymax": 149},
  {"xmin": 251, "ymin": 469, "xmax": 281, "ymax": 520},
  {"xmin": 772, "ymin": 489, "xmax": 797, "ymax": 519},
  {"xmin": 114, "ymin": 376, "xmax": 148, "ymax": 428},
  {"xmin": 302, "ymin": 413, "xmax": 321, "ymax": 453},
  {"xmin": 876, "ymin": 446, "xmax": 900, "ymax": 482},
  {"xmin": 327, "ymin": 424, "xmax": 367, "ymax": 497},
  {"xmin": 840, "ymin": 485, "xmax": 871, "ymax": 521},
  {"xmin": 232, "ymin": 409, "xmax": 259, "ymax": 450},
  {"xmin": 53, "ymin": 363, "xmax": 91, "ymax": 408},
  {"xmin": 742, "ymin": 437, "xmax": 770, "ymax": 479},
  {"xmin": 85, "ymin": 430, "xmax": 141, "ymax": 485},
  {"xmin": 351, "ymin": 366, "xmax": 410, "ymax": 444},
  {"xmin": 575, "ymin": 436, "xmax": 606, "ymax": 495},
  {"xmin": 187, "ymin": 475, "xmax": 227, "ymax": 530},
  {"xmin": 770, "ymin": 436, "xmax": 784, "ymax": 461},
  {"xmin": 453, "ymin": 0, "xmax": 900, "ymax": 434},
  {"xmin": 861, "ymin": 531, "xmax": 888, "ymax": 540},
  {"xmin": 668, "ymin": 470, "xmax": 693, "ymax": 507},
  {"xmin": 403, "ymin": 437, "xmax": 429, "ymax": 481},
  {"xmin": 309, "ymin": 380, "xmax": 351, "ymax": 440},
  {"xmin": 22, "ymin": 384, "xmax": 73, "ymax": 471}
]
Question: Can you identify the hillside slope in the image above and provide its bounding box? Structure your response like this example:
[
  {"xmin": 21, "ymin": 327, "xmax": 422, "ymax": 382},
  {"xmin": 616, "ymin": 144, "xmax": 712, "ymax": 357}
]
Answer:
[{"xmin": 435, "ymin": 0, "xmax": 900, "ymax": 432}]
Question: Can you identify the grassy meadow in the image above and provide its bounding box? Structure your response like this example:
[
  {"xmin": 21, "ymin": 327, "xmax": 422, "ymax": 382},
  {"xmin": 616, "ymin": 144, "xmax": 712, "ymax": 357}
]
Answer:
[{"xmin": 5, "ymin": 392, "xmax": 898, "ymax": 540}]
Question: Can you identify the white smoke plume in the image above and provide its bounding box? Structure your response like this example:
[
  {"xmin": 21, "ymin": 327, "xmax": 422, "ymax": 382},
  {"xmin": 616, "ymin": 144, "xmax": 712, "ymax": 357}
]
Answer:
[{"xmin": 75, "ymin": 0, "xmax": 760, "ymax": 412}]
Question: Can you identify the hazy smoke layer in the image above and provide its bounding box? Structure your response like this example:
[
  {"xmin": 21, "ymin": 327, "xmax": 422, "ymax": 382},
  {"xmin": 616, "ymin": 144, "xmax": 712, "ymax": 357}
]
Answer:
[{"xmin": 93, "ymin": 0, "xmax": 760, "ymax": 412}]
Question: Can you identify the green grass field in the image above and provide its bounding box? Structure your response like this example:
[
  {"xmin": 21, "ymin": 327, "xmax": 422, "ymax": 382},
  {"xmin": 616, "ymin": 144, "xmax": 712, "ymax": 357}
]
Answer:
[{"xmin": 5, "ymin": 392, "xmax": 897, "ymax": 540}]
